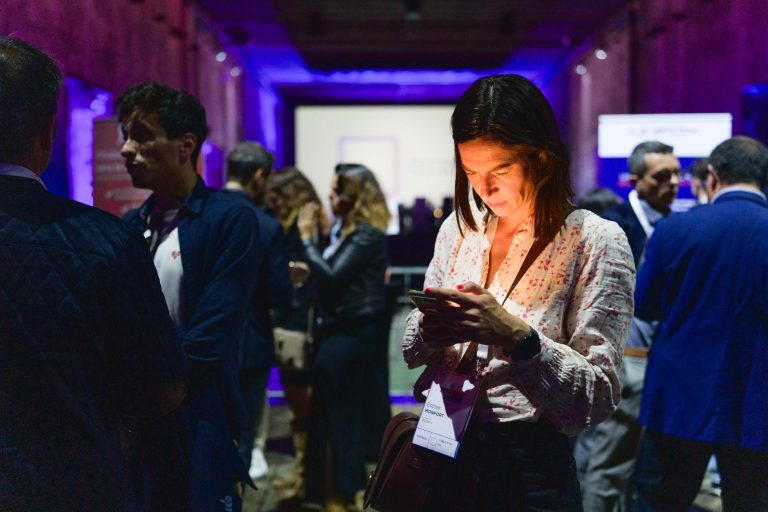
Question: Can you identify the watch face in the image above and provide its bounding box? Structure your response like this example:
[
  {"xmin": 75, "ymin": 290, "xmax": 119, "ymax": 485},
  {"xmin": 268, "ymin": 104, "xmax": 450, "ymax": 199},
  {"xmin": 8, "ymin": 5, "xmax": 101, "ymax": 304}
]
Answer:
[{"xmin": 503, "ymin": 328, "xmax": 540, "ymax": 359}]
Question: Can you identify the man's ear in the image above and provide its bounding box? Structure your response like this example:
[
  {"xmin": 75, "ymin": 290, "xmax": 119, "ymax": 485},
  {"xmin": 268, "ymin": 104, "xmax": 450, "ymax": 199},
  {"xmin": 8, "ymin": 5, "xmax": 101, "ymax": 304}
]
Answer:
[
  {"xmin": 705, "ymin": 165, "xmax": 719, "ymax": 200},
  {"xmin": 629, "ymin": 174, "xmax": 639, "ymax": 188},
  {"xmin": 178, "ymin": 133, "xmax": 198, "ymax": 161},
  {"xmin": 251, "ymin": 168, "xmax": 264, "ymax": 185}
]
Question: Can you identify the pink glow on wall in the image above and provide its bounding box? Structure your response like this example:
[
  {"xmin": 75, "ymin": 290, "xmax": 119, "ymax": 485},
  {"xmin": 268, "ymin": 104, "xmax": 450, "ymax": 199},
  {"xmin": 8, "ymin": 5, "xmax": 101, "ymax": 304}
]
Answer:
[{"xmin": 4, "ymin": 0, "xmax": 245, "ymax": 198}]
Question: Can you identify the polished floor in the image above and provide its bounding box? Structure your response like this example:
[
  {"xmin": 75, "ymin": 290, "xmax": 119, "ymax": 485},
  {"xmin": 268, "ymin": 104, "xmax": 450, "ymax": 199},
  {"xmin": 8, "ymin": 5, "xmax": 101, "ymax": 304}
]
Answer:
[
  {"xmin": 241, "ymin": 403, "xmax": 722, "ymax": 512},
  {"xmin": 243, "ymin": 307, "xmax": 419, "ymax": 511}
]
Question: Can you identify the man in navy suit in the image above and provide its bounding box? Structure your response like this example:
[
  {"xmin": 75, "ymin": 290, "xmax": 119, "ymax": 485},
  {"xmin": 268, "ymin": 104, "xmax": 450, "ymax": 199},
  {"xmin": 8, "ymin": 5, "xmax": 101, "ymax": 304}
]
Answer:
[
  {"xmin": 583, "ymin": 141, "xmax": 681, "ymax": 511},
  {"xmin": 0, "ymin": 37, "xmax": 187, "ymax": 511},
  {"xmin": 631, "ymin": 136, "xmax": 768, "ymax": 511},
  {"xmin": 222, "ymin": 141, "xmax": 292, "ymax": 480}
]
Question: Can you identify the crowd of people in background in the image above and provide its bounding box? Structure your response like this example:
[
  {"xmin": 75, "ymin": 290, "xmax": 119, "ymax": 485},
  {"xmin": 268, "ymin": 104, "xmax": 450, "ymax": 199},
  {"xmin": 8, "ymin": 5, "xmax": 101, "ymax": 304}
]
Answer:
[
  {"xmin": 0, "ymin": 35, "xmax": 393, "ymax": 512},
  {"xmin": 2, "ymin": 35, "xmax": 767, "ymax": 512}
]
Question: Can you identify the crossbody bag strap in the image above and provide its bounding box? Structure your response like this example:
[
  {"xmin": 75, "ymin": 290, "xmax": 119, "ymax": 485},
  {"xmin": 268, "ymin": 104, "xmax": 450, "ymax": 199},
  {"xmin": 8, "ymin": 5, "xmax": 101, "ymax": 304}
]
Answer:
[{"xmin": 499, "ymin": 234, "xmax": 551, "ymax": 308}]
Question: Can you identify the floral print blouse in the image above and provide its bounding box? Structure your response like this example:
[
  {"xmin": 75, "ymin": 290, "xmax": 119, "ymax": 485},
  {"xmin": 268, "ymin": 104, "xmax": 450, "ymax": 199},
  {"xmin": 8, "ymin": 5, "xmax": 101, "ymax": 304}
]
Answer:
[{"xmin": 402, "ymin": 208, "xmax": 635, "ymax": 435}]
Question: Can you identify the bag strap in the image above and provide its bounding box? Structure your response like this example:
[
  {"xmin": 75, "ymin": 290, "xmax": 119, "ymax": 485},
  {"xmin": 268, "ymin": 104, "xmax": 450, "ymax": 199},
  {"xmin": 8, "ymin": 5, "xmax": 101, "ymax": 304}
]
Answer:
[
  {"xmin": 500, "ymin": 234, "xmax": 551, "ymax": 308},
  {"xmin": 306, "ymin": 304, "xmax": 315, "ymax": 342}
]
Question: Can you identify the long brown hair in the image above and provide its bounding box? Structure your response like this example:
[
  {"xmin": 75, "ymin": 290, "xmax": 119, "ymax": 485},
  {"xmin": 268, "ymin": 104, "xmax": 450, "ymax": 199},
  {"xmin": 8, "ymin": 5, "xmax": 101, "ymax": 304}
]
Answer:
[
  {"xmin": 269, "ymin": 166, "xmax": 329, "ymax": 235},
  {"xmin": 451, "ymin": 74, "xmax": 574, "ymax": 240},
  {"xmin": 335, "ymin": 165, "xmax": 391, "ymax": 236}
]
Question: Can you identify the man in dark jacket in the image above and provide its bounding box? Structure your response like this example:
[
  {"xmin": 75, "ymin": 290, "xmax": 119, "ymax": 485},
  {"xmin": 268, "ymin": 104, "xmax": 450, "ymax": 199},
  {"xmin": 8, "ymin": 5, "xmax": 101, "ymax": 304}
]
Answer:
[
  {"xmin": 601, "ymin": 141, "xmax": 680, "ymax": 266},
  {"xmin": 583, "ymin": 140, "xmax": 681, "ymax": 511},
  {"xmin": 0, "ymin": 37, "xmax": 187, "ymax": 511},
  {"xmin": 222, "ymin": 141, "xmax": 292, "ymax": 479},
  {"xmin": 119, "ymin": 83, "xmax": 261, "ymax": 512},
  {"xmin": 632, "ymin": 136, "xmax": 768, "ymax": 511}
]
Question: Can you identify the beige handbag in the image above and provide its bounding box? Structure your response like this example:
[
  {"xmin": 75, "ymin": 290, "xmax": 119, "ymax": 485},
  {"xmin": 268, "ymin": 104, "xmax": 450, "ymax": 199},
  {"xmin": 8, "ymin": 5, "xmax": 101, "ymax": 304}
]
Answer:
[{"xmin": 273, "ymin": 306, "xmax": 313, "ymax": 370}]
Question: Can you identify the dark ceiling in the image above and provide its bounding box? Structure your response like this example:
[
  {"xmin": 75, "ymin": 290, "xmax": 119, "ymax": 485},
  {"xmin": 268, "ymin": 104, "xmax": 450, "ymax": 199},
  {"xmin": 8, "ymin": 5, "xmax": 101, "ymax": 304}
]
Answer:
[{"xmin": 198, "ymin": 0, "xmax": 628, "ymax": 72}]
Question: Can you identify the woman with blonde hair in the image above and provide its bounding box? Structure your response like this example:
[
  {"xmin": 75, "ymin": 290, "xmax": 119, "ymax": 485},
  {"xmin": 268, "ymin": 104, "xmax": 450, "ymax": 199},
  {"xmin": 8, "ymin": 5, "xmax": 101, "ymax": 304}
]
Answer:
[
  {"xmin": 267, "ymin": 167, "xmax": 328, "ymax": 502},
  {"xmin": 269, "ymin": 166, "xmax": 330, "ymax": 236},
  {"xmin": 298, "ymin": 164, "xmax": 391, "ymax": 512}
]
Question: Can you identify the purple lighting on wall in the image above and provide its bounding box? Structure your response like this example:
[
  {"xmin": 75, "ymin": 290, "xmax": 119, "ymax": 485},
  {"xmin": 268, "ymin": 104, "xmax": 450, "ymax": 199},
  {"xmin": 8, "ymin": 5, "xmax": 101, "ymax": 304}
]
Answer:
[
  {"xmin": 66, "ymin": 78, "xmax": 113, "ymax": 205},
  {"xmin": 242, "ymin": 41, "xmax": 551, "ymax": 166},
  {"xmin": 259, "ymin": 87, "xmax": 279, "ymax": 151},
  {"xmin": 743, "ymin": 83, "xmax": 768, "ymax": 145},
  {"xmin": 265, "ymin": 67, "xmax": 540, "ymax": 104},
  {"xmin": 311, "ymin": 69, "xmax": 490, "ymax": 85},
  {"xmin": 255, "ymin": 53, "xmax": 535, "ymax": 87}
]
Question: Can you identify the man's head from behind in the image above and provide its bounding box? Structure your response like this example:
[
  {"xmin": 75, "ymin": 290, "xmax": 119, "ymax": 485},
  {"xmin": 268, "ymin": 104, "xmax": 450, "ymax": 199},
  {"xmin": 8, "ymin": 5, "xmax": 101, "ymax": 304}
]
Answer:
[
  {"xmin": 629, "ymin": 140, "xmax": 680, "ymax": 214},
  {"xmin": 117, "ymin": 82, "xmax": 208, "ymax": 193},
  {"xmin": 0, "ymin": 37, "xmax": 62, "ymax": 172},
  {"xmin": 707, "ymin": 136, "xmax": 768, "ymax": 198},
  {"xmin": 226, "ymin": 141, "xmax": 275, "ymax": 203}
]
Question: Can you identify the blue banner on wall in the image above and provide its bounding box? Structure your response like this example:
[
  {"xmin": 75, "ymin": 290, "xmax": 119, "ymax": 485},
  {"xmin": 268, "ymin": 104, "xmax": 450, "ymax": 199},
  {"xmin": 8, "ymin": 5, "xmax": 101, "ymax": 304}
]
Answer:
[{"xmin": 597, "ymin": 114, "xmax": 732, "ymax": 212}]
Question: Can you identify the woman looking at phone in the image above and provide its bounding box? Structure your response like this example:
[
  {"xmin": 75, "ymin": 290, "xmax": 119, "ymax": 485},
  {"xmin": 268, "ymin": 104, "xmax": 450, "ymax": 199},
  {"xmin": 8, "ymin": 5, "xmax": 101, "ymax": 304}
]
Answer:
[{"xmin": 402, "ymin": 74, "xmax": 635, "ymax": 511}]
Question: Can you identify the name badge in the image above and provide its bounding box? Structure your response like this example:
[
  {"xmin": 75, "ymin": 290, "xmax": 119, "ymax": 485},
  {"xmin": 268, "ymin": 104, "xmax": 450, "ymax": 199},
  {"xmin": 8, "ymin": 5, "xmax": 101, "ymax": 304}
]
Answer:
[{"xmin": 412, "ymin": 369, "xmax": 480, "ymax": 458}]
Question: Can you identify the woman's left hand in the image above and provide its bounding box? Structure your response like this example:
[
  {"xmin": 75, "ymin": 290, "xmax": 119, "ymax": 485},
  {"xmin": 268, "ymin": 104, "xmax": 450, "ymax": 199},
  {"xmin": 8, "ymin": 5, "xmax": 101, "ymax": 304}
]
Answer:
[{"xmin": 418, "ymin": 281, "xmax": 530, "ymax": 351}]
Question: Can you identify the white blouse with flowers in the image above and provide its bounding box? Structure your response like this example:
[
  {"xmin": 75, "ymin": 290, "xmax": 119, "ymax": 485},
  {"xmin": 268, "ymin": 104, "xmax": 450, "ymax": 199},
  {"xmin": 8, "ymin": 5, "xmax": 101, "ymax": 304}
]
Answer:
[{"xmin": 402, "ymin": 207, "xmax": 635, "ymax": 435}]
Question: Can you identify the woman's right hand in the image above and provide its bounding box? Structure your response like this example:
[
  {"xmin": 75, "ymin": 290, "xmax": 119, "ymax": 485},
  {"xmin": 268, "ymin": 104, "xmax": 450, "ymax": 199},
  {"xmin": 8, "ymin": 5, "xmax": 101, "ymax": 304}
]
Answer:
[
  {"xmin": 289, "ymin": 260, "xmax": 311, "ymax": 287},
  {"xmin": 297, "ymin": 202, "xmax": 319, "ymax": 240}
]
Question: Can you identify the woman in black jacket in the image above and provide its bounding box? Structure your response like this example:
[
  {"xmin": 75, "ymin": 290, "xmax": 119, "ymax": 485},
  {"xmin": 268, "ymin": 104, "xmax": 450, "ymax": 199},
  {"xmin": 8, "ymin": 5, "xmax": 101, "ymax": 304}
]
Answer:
[{"xmin": 298, "ymin": 165, "xmax": 391, "ymax": 511}]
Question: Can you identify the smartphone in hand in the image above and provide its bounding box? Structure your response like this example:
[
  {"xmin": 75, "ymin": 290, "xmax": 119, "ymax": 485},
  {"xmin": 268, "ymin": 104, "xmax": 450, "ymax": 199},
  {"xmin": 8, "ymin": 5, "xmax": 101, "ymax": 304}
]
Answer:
[{"xmin": 407, "ymin": 289, "xmax": 458, "ymax": 308}]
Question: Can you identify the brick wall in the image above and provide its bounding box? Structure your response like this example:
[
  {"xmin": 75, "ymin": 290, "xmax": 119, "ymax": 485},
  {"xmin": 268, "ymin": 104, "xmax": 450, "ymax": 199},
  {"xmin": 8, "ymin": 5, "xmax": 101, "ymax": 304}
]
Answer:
[
  {"xmin": 1, "ymin": 0, "xmax": 243, "ymax": 194},
  {"xmin": 562, "ymin": 0, "xmax": 768, "ymax": 196},
  {"xmin": 1, "ymin": 0, "xmax": 196, "ymax": 93}
]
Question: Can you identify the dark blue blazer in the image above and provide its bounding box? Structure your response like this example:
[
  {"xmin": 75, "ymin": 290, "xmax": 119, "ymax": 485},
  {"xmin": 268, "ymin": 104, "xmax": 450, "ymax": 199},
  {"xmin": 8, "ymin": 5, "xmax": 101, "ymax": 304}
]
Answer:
[
  {"xmin": 602, "ymin": 202, "xmax": 647, "ymax": 267},
  {"xmin": 219, "ymin": 189, "xmax": 292, "ymax": 370},
  {"xmin": 635, "ymin": 190, "xmax": 768, "ymax": 451},
  {"xmin": 125, "ymin": 178, "xmax": 261, "ymax": 511},
  {"xmin": 0, "ymin": 175, "xmax": 185, "ymax": 511}
]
